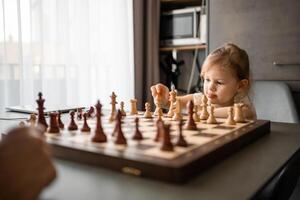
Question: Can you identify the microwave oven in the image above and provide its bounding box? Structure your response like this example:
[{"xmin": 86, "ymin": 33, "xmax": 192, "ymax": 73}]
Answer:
[{"xmin": 160, "ymin": 7, "xmax": 205, "ymax": 46}]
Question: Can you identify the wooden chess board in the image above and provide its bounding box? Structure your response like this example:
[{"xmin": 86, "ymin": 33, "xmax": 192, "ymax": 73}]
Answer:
[{"xmin": 46, "ymin": 112, "xmax": 270, "ymax": 183}]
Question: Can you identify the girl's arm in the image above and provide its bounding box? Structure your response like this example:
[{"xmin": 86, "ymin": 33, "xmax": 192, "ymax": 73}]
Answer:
[
  {"xmin": 213, "ymin": 105, "xmax": 256, "ymax": 120},
  {"xmin": 177, "ymin": 94, "xmax": 194, "ymax": 109}
]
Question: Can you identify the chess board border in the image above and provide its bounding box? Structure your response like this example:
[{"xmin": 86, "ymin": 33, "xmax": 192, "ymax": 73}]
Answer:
[{"xmin": 49, "ymin": 120, "xmax": 270, "ymax": 183}]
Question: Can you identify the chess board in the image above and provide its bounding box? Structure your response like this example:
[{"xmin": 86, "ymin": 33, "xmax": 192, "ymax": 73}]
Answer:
[{"xmin": 46, "ymin": 112, "xmax": 270, "ymax": 183}]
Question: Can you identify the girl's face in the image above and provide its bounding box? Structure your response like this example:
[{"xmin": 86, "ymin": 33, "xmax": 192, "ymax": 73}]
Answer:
[{"xmin": 203, "ymin": 65, "xmax": 245, "ymax": 107}]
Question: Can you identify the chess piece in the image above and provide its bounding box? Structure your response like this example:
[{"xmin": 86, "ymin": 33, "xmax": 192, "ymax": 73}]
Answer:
[
  {"xmin": 193, "ymin": 105, "xmax": 200, "ymax": 122},
  {"xmin": 68, "ymin": 111, "xmax": 78, "ymax": 131},
  {"xmin": 58, "ymin": 112, "xmax": 64, "ymax": 129},
  {"xmin": 27, "ymin": 114, "xmax": 37, "ymax": 127},
  {"xmin": 132, "ymin": 117, "xmax": 143, "ymax": 140},
  {"xmin": 130, "ymin": 99, "xmax": 138, "ymax": 115},
  {"xmin": 120, "ymin": 101, "xmax": 126, "ymax": 116},
  {"xmin": 225, "ymin": 107, "xmax": 236, "ymax": 125},
  {"xmin": 160, "ymin": 124, "xmax": 174, "ymax": 152},
  {"xmin": 206, "ymin": 106, "xmax": 218, "ymax": 124},
  {"xmin": 154, "ymin": 88, "xmax": 163, "ymax": 116},
  {"xmin": 87, "ymin": 106, "xmax": 95, "ymax": 118},
  {"xmin": 200, "ymin": 95, "xmax": 209, "ymax": 120},
  {"xmin": 154, "ymin": 119, "xmax": 164, "ymax": 142},
  {"xmin": 157, "ymin": 107, "xmax": 163, "ymax": 121},
  {"xmin": 184, "ymin": 100, "xmax": 197, "ymax": 130},
  {"xmin": 77, "ymin": 108, "xmax": 83, "ymax": 120},
  {"xmin": 172, "ymin": 98, "xmax": 182, "ymax": 121},
  {"xmin": 81, "ymin": 113, "xmax": 91, "ymax": 132},
  {"xmin": 176, "ymin": 120, "xmax": 188, "ymax": 147},
  {"xmin": 48, "ymin": 112, "xmax": 60, "ymax": 134},
  {"xmin": 19, "ymin": 121, "xmax": 26, "ymax": 127},
  {"xmin": 91, "ymin": 100, "xmax": 107, "ymax": 143},
  {"xmin": 234, "ymin": 103, "xmax": 246, "ymax": 123},
  {"xmin": 114, "ymin": 110, "xmax": 127, "ymax": 145},
  {"xmin": 109, "ymin": 92, "xmax": 118, "ymax": 122},
  {"xmin": 143, "ymin": 102, "xmax": 153, "ymax": 118},
  {"xmin": 36, "ymin": 92, "xmax": 48, "ymax": 129},
  {"xmin": 167, "ymin": 89, "xmax": 177, "ymax": 118}
]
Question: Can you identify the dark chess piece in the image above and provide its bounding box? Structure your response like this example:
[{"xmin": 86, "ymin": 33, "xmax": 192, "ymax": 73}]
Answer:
[
  {"xmin": 114, "ymin": 110, "xmax": 127, "ymax": 145},
  {"xmin": 183, "ymin": 100, "xmax": 197, "ymax": 130},
  {"xmin": 58, "ymin": 111, "xmax": 64, "ymax": 129},
  {"xmin": 68, "ymin": 111, "xmax": 78, "ymax": 131},
  {"xmin": 160, "ymin": 124, "xmax": 174, "ymax": 152},
  {"xmin": 81, "ymin": 113, "xmax": 91, "ymax": 132},
  {"xmin": 154, "ymin": 119, "xmax": 164, "ymax": 142},
  {"xmin": 87, "ymin": 106, "xmax": 95, "ymax": 118},
  {"xmin": 36, "ymin": 92, "xmax": 48, "ymax": 129},
  {"xmin": 91, "ymin": 100, "xmax": 107, "ymax": 143},
  {"xmin": 176, "ymin": 120, "xmax": 188, "ymax": 147},
  {"xmin": 48, "ymin": 112, "xmax": 60, "ymax": 134},
  {"xmin": 77, "ymin": 108, "xmax": 83, "ymax": 120},
  {"xmin": 132, "ymin": 117, "xmax": 143, "ymax": 140}
]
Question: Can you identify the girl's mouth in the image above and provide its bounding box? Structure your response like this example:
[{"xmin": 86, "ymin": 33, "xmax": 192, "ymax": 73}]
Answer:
[{"xmin": 207, "ymin": 93, "xmax": 217, "ymax": 99}]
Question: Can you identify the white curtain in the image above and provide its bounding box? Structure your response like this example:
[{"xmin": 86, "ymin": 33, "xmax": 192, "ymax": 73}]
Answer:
[{"xmin": 0, "ymin": 0, "xmax": 134, "ymax": 110}]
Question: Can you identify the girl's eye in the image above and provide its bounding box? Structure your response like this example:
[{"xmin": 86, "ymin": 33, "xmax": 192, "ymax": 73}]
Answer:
[
  {"xmin": 205, "ymin": 78, "xmax": 210, "ymax": 82},
  {"xmin": 216, "ymin": 81, "xmax": 223, "ymax": 85}
]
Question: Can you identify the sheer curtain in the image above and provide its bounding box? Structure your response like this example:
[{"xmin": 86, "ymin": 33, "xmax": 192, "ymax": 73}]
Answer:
[{"xmin": 0, "ymin": 0, "xmax": 134, "ymax": 110}]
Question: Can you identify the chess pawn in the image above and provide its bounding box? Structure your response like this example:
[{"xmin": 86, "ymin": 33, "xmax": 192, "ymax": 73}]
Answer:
[
  {"xmin": 19, "ymin": 121, "xmax": 26, "ymax": 127},
  {"xmin": 143, "ymin": 102, "xmax": 153, "ymax": 118},
  {"xmin": 176, "ymin": 120, "xmax": 188, "ymax": 147},
  {"xmin": 157, "ymin": 107, "xmax": 163, "ymax": 121},
  {"xmin": 27, "ymin": 114, "xmax": 37, "ymax": 127},
  {"xmin": 193, "ymin": 105, "xmax": 200, "ymax": 122},
  {"xmin": 183, "ymin": 100, "xmax": 197, "ymax": 130},
  {"xmin": 206, "ymin": 106, "xmax": 218, "ymax": 124},
  {"xmin": 200, "ymin": 104, "xmax": 209, "ymax": 120},
  {"xmin": 81, "ymin": 113, "xmax": 91, "ymax": 132},
  {"xmin": 68, "ymin": 111, "xmax": 78, "ymax": 131},
  {"xmin": 234, "ymin": 103, "xmax": 246, "ymax": 123},
  {"xmin": 167, "ymin": 89, "xmax": 177, "ymax": 118},
  {"xmin": 120, "ymin": 101, "xmax": 126, "ymax": 116},
  {"xmin": 77, "ymin": 108, "xmax": 83, "ymax": 120},
  {"xmin": 58, "ymin": 112, "xmax": 64, "ymax": 129},
  {"xmin": 172, "ymin": 98, "xmax": 182, "ymax": 121},
  {"xmin": 48, "ymin": 112, "xmax": 60, "ymax": 134},
  {"xmin": 132, "ymin": 117, "xmax": 143, "ymax": 140},
  {"xmin": 225, "ymin": 107, "xmax": 236, "ymax": 125},
  {"xmin": 130, "ymin": 99, "xmax": 138, "ymax": 115}
]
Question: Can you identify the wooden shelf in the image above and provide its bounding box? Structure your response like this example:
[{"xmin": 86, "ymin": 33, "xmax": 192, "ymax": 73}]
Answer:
[{"xmin": 159, "ymin": 44, "xmax": 206, "ymax": 52}]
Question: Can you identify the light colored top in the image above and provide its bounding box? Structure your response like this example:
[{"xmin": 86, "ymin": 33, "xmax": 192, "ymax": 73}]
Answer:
[{"xmin": 193, "ymin": 92, "xmax": 257, "ymax": 120}]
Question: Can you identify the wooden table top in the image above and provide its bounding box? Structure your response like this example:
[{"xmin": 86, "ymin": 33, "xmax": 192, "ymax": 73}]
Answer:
[{"xmin": 1, "ymin": 113, "xmax": 300, "ymax": 200}]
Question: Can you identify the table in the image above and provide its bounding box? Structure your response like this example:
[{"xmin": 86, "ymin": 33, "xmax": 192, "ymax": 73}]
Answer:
[{"xmin": 1, "ymin": 113, "xmax": 300, "ymax": 200}]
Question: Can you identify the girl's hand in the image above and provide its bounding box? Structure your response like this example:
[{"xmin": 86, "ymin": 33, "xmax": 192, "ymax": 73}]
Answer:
[{"xmin": 150, "ymin": 83, "xmax": 170, "ymax": 106}]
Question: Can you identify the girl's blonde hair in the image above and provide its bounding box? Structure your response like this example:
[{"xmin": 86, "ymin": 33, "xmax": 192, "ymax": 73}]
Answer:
[{"xmin": 201, "ymin": 43, "xmax": 250, "ymax": 83}]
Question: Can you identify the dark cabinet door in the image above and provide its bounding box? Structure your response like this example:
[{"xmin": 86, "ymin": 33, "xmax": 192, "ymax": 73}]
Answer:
[{"xmin": 208, "ymin": 0, "xmax": 300, "ymax": 80}]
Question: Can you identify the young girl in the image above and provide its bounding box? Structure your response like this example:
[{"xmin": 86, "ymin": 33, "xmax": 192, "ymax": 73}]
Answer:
[{"xmin": 151, "ymin": 43, "xmax": 257, "ymax": 119}]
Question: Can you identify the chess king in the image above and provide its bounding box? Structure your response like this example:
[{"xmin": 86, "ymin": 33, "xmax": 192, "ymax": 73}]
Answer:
[{"xmin": 151, "ymin": 43, "xmax": 257, "ymax": 120}]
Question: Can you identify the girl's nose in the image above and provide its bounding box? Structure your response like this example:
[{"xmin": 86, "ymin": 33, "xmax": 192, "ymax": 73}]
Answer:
[{"xmin": 209, "ymin": 82, "xmax": 217, "ymax": 91}]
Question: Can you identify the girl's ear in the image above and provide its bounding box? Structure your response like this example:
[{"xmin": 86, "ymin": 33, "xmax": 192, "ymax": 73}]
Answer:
[{"xmin": 238, "ymin": 79, "xmax": 249, "ymax": 92}]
